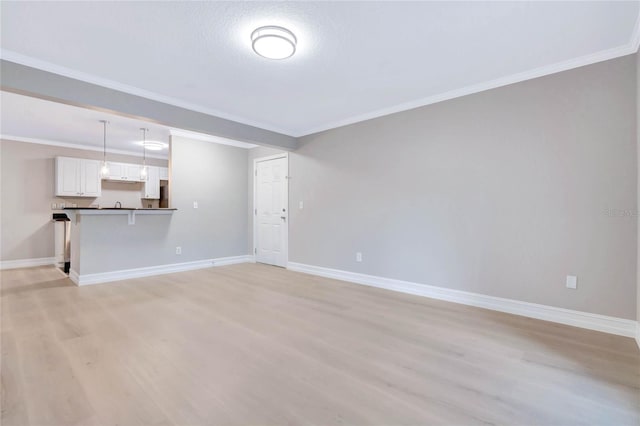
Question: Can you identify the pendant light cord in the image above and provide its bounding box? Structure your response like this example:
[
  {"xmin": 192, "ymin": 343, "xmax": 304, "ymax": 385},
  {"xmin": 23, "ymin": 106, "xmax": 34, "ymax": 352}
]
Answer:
[
  {"xmin": 141, "ymin": 128, "xmax": 147, "ymax": 166},
  {"xmin": 101, "ymin": 120, "xmax": 108, "ymax": 162}
]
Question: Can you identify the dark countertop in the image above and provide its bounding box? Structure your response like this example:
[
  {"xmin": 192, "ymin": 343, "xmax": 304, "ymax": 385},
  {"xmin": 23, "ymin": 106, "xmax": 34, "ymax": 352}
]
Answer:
[{"xmin": 64, "ymin": 207, "xmax": 177, "ymax": 211}]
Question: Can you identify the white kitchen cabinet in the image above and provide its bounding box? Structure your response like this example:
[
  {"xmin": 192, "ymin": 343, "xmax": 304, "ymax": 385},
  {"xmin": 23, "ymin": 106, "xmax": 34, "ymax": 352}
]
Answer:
[
  {"xmin": 159, "ymin": 167, "xmax": 169, "ymax": 180},
  {"xmin": 55, "ymin": 157, "xmax": 102, "ymax": 197},
  {"xmin": 103, "ymin": 162, "xmax": 124, "ymax": 181},
  {"xmin": 126, "ymin": 164, "xmax": 143, "ymax": 181},
  {"xmin": 81, "ymin": 160, "xmax": 101, "ymax": 196},
  {"xmin": 103, "ymin": 162, "xmax": 144, "ymax": 182},
  {"xmin": 142, "ymin": 166, "xmax": 160, "ymax": 199}
]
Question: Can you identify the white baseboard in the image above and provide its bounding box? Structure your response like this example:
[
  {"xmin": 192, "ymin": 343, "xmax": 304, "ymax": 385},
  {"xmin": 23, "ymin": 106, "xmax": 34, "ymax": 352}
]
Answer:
[
  {"xmin": 287, "ymin": 262, "xmax": 637, "ymax": 338},
  {"xmin": 636, "ymin": 323, "xmax": 640, "ymax": 350},
  {"xmin": 0, "ymin": 257, "xmax": 57, "ymax": 270},
  {"xmin": 70, "ymin": 255, "xmax": 253, "ymax": 286}
]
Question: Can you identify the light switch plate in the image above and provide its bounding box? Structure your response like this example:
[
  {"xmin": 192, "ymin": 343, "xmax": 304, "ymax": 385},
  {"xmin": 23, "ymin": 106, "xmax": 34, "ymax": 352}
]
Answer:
[
  {"xmin": 299, "ymin": 201, "xmax": 304, "ymax": 209},
  {"xmin": 566, "ymin": 275, "xmax": 577, "ymax": 289},
  {"xmin": 193, "ymin": 201, "xmax": 198, "ymax": 209}
]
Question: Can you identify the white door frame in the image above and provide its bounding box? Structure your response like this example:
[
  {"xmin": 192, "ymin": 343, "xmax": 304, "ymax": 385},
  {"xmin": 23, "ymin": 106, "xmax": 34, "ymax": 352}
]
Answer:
[{"xmin": 253, "ymin": 153, "xmax": 289, "ymax": 265}]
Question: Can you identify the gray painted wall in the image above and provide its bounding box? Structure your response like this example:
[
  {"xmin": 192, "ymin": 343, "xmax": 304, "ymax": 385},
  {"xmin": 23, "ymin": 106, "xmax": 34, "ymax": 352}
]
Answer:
[
  {"xmin": 166, "ymin": 136, "xmax": 248, "ymax": 266},
  {"xmin": 289, "ymin": 55, "xmax": 637, "ymax": 319},
  {"xmin": 0, "ymin": 139, "xmax": 167, "ymax": 261},
  {"xmin": 637, "ymin": 51, "xmax": 640, "ymax": 324}
]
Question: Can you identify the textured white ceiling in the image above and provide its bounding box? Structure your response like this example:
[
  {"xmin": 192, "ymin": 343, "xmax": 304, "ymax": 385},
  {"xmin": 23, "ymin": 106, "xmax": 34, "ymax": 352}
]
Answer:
[{"xmin": 1, "ymin": 1, "xmax": 639, "ymax": 137}]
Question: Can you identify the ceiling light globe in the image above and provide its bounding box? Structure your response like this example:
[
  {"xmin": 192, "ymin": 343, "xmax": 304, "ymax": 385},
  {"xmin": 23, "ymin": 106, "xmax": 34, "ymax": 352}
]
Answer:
[
  {"xmin": 251, "ymin": 26, "xmax": 297, "ymax": 60},
  {"xmin": 143, "ymin": 142, "xmax": 165, "ymax": 151}
]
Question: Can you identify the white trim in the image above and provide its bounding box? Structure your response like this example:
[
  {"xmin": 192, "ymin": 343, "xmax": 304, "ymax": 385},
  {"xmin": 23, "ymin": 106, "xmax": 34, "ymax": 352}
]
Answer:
[
  {"xmin": 0, "ymin": 49, "xmax": 293, "ymax": 136},
  {"xmin": 630, "ymin": 8, "xmax": 640, "ymax": 52},
  {"xmin": 254, "ymin": 153, "xmax": 289, "ymax": 163},
  {"xmin": 0, "ymin": 135, "xmax": 168, "ymax": 159},
  {"xmin": 169, "ymin": 129, "xmax": 258, "ymax": 149},
  {"xmin": 70, "ymin": 255, "xmax": 253, "ymax": 286},
  {"xmin": 253, "ymin": 153, "xmax": 289, "ymax": 267},
  {"xmin": 296, "ymin": 44, "xmax": 638, "ymax": 137},
  {"xmin": 287, "ymin": 262, "xmax": 638, "ymax": 338},
  {"xmin": 0, "ymin": 257, "xmax": 57, "ymax": 270},
  {"xmin": 4, "ymin": 35, "xmax": 639, "ymax": 139},
  {"xmin": 636, "ymin": 323, "xmax": 640, "ymax": 350}
]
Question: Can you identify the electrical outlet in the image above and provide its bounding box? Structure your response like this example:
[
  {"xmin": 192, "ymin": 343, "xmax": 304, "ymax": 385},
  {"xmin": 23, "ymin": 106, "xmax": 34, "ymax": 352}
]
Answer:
[
  {"xmin": 356, "ymin": 252, "xmax": 363, "ymax": 262},
  {"xmin": 51, "ymin": 203, "xmax": 57, "ymax": 210},
  {"xmin": 299, "ymin": 201, "xmax": 304, "ymax": 209},
  {"xmin": 193, "ymin": 201, "xmax": 198, "ymax": 209},
  {"xmin": 566, "ymin": 275, "xmax": 577, "ymax": 289},
  {"xmin": 176, "ymin": 246, "xmax": 182, "ymax": 255}
]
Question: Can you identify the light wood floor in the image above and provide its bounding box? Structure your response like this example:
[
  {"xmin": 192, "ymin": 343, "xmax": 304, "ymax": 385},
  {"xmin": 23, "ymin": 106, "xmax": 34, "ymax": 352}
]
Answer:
[{"xmin": 1, "ymin": 263, "xmax": 639, "ymax": 426}]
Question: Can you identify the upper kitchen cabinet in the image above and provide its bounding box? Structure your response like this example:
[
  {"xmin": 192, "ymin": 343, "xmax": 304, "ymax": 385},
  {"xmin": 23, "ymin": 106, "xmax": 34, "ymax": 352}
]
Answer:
[
  {"xmin": 159, "ymin": 167, "xmax": 169, "ymax": 180},
  {"xmin": 55, "ymin": 157, "xmax": 101, "ymax": 197},
  {"xmin": 103, "ymin": 162, "xmax": 144, "ymax": 182},
  {"xmin": 143, "ymin": 166, "xmax": 160, "ymax": 199}
]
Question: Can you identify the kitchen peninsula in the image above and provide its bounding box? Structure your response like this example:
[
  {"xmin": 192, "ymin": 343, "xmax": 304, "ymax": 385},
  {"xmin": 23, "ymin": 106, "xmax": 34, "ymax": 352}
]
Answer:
[{"xmin": 64, "ymin": 207, "xmax": 176, "ymax": 285}]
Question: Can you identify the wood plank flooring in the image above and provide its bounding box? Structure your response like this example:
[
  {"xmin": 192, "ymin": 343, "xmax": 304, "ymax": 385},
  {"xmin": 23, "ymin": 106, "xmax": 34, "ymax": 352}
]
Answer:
[{"xmin": 1, "ymin": 263, "xmax": 639, "ymax": 425}]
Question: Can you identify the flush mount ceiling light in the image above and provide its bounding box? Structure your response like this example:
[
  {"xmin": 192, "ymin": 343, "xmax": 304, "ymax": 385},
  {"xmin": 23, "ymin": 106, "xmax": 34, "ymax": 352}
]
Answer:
[
  {"xmin": 142, "ymin": 141, "xmax": 166, "ymax": 151},
  {"xmin": 251, "ymin": 26, "xmax": 297, "ymax": 60},
  {"xmin": 135, "ymin": 140, "xmax": 168, "ymax": 151}
]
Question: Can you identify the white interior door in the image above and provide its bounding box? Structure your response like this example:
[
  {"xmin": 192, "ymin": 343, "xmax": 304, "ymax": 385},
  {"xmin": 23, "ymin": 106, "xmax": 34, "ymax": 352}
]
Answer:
[{"xmin": 255, "ymin": 155, "xmax": 288, "ymax": 267}]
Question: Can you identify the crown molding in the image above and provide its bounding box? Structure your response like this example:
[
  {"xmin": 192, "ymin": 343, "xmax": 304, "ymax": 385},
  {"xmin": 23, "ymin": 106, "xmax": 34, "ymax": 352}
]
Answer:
[
  {"xmin": 4, "ymin": 24, "xmax": 639, "ymax": 140},
  {"xmin": 0, "ymin": 49, "xmax": 293, "ymax": 137},
  {"xmin": 169, "ymin": 129, "xmax": 258, "ymax": 149},
  {"xmin": 296, "ymin": 42, "xmax": 639, "ymax": 137},
  {"xmin": 631, "ymin": 6, "xmax": 640, "ymax": 52},
  {"xmin": 0, "ymin": 135, "xmax": 168, "ymax": 159}
]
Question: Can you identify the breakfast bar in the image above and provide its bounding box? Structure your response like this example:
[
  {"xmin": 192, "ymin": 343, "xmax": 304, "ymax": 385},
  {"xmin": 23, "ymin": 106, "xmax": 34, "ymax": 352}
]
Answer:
[{"xmin": 64, "ymin": 207, "xmax": 176, "ymax": 285}]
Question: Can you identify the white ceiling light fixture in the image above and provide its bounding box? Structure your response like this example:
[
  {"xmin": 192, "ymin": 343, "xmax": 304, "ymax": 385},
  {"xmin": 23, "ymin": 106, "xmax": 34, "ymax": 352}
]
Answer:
[
  {"xmin": 140, "ymin": 141, "xmax": 167, "ymax": 151},
  {"xmin": 251, "ymin": 26, "xmax": 297, "ymax": 60}
]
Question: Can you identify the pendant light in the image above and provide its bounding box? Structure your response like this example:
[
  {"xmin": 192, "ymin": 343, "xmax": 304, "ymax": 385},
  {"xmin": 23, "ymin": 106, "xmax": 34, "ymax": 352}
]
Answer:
[
  {"xmin": 100, "ymin": 120, "xmax": 110, "ymax": 177},
  {"xmin": 140, "ymin": 128, "xmax": 148, "ymax": 180}
]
